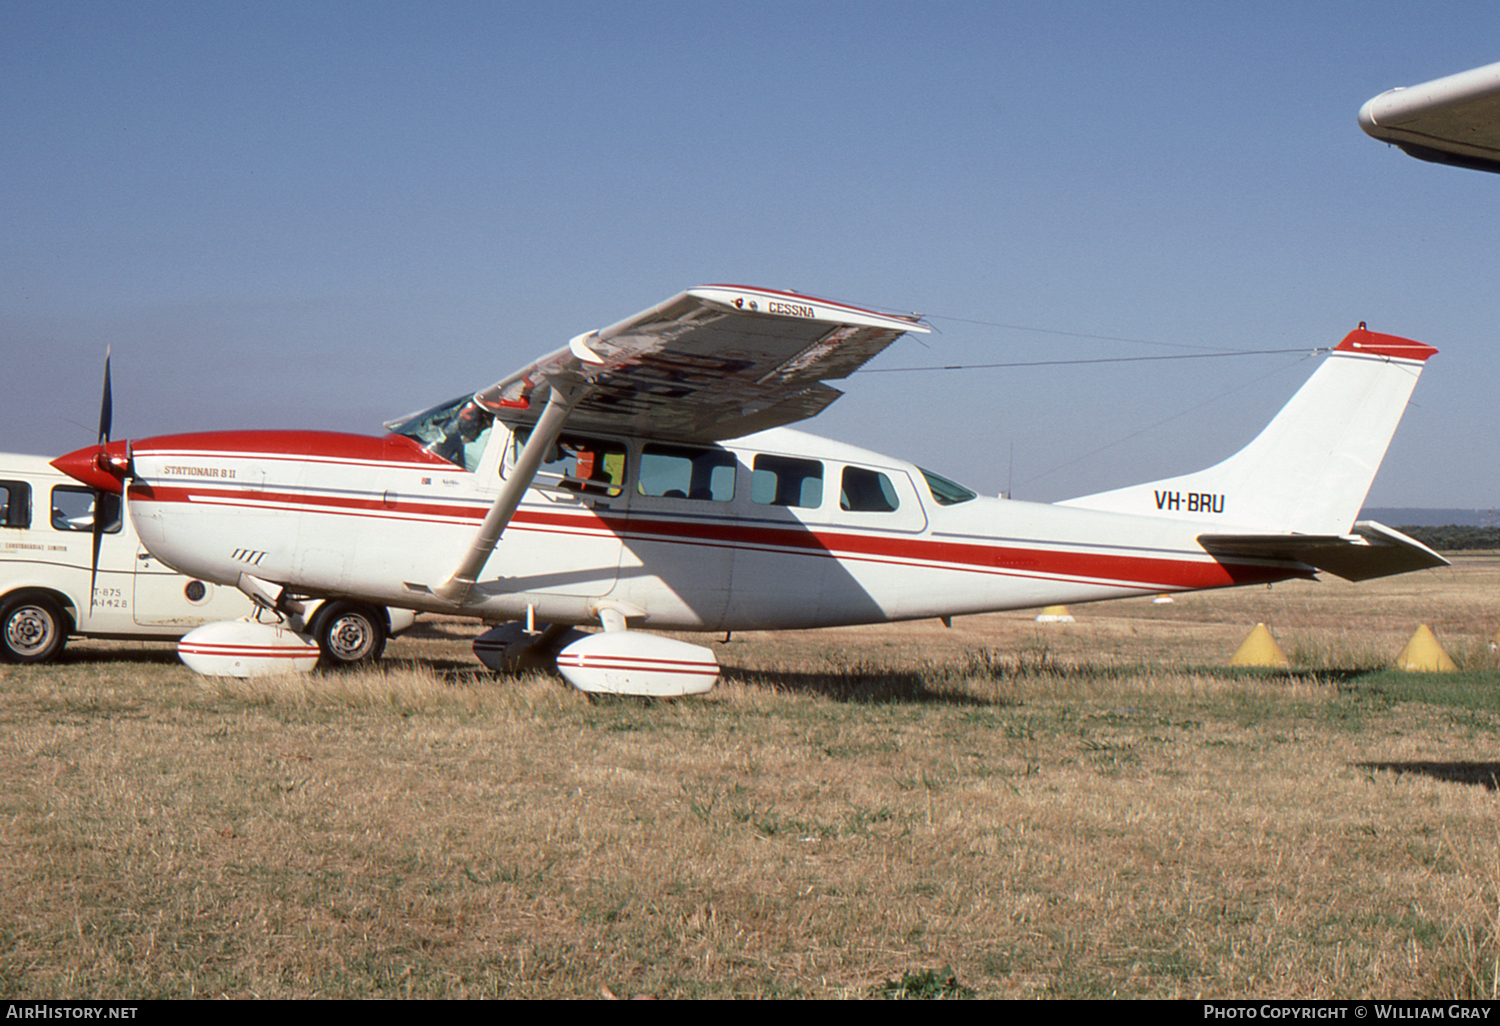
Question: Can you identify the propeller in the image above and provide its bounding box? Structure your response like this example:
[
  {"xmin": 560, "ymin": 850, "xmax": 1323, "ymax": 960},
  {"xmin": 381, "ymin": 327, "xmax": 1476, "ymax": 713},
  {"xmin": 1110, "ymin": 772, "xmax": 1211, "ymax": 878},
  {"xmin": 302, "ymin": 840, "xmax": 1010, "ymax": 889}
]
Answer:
[
  {"xmin": 88, "ymin": 349, "xmax": 113, "ymax": 616},
  {"xmin": 97, "ymin": 346, "xmax": 112, "ymax": 445}
]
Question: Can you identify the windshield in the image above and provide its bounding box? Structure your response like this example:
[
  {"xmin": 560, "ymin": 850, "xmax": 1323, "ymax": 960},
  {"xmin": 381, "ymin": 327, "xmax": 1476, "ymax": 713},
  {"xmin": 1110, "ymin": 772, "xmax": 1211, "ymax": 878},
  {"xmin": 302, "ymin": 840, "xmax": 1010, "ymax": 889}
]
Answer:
[
  {"xmin": 918, "ymin": 467, "xmax": 977, "ymax": 506},
  {"xmin": 386, "ymin": 394, "xmax": 496, "ymax": 472}
]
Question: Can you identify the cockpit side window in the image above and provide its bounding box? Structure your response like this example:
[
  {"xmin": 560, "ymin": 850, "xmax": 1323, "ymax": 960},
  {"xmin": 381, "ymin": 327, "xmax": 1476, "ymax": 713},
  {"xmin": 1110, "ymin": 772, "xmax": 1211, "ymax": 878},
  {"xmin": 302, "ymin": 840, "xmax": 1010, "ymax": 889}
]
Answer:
[
  {"xmin": 840, "ymin": 466, "xmax": 900, "ymax": 512},
  {"xmin": 751, "ymin": 455, "xmax": 823, "ymax": 508},
  {"xmin": 639, "ymin": 444, "xmax": 736, "ymax": 501},
  {"xmin": 919, "ymin": 467, "xmax": 978, "ymax": 506},
  {"xmin": 386, "ymin": 394, "xmax": 495, "ymax": 473}
]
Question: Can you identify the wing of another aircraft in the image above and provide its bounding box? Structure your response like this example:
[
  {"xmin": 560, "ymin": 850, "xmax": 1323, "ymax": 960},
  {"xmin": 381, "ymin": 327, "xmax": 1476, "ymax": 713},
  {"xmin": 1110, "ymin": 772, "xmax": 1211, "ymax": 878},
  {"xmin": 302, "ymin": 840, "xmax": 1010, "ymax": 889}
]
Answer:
[
  {"xmin": 1359, "ymin": 61, "xmax": 1500, "ymax": 174},
  {"xmin": 474, "ymin": 284, "xmax": 929, "ymax": 443}
]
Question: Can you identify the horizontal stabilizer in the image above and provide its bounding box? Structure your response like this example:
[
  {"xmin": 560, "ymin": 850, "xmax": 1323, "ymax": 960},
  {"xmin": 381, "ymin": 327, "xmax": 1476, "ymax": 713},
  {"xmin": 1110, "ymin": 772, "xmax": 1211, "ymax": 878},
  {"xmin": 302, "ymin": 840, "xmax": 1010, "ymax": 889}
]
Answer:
[{"xmin": 1198, "ymin": 521, "xmax": 1448, "ymax": 583}]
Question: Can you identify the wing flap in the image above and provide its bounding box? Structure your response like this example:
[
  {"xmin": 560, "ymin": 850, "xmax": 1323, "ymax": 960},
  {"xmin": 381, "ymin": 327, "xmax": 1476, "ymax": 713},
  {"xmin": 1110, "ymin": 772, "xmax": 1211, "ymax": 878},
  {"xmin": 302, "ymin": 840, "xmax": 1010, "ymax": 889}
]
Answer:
[
  {"xmin": 474, "ymin": 285, "xmax": 927, "ymax": 443},
  {"xmin": 1199, "ymin": 521, "xmax": 1448, "ymax": 583}
]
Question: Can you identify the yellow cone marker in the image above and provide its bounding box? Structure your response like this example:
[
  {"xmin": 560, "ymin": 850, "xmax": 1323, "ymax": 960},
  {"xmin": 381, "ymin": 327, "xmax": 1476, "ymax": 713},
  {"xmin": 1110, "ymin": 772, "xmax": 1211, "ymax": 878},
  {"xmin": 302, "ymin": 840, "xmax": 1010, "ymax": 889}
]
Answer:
[
  {"xmin": 1035, "ymin": 605, "xmax": 1074, "ymax": 623},
  {"xmin": 1230, "ymin": 623, "xmax": 1290, "ymax": 668},
  {"xmin": 1395, "ymin": 625, "xmax": 1457, "ymax": 672}
]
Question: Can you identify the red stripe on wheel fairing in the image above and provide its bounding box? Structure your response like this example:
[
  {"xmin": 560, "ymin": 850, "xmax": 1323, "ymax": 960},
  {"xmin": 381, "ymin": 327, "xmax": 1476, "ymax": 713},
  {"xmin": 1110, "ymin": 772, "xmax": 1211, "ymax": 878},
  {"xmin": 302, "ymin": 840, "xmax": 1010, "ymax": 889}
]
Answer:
[
  {"xmin": 556, "ymin": 655, "xmax": 718, "ymax": 676},
  {"xmin": 178, "ymin": 643, "xmax": 319, "ymax": 658}
]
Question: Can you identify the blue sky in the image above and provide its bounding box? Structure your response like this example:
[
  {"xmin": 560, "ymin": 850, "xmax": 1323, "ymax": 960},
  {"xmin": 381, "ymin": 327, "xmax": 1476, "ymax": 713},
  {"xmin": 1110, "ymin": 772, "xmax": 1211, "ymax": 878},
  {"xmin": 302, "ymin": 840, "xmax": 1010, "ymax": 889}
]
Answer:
[{"xmin": 4, "ymin": 1, "xmax": 1497, "ymax": 506}]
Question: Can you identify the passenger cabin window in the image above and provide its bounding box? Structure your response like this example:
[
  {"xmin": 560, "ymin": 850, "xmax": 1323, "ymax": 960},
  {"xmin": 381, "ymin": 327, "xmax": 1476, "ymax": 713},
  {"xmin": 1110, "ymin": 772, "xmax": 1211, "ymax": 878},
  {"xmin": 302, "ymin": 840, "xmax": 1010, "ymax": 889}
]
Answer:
[
  {"xmin": 386, "ymin": 394, "xmax": 495, "ymax": 473},
  {"xmin": 514, "ymin": 430, "xmax": 627, "ymax": 498},
  {"xmin": 0, "ymin": 481, "xmax": 30, "ymax": 528},
  {"xmin": 50, "ymin": 486, "xmax": 122, "ymax": 534},
  {"xmin": 638, "ymin": 444, "xmax": 736, "ymax": 502},
  {"xmin": 751, "ymin": 455, "xmax": 823, "ymax": 508},
  {"xmin": 840, "ymin": 467, "xmax": 900, "ymax": 512}
]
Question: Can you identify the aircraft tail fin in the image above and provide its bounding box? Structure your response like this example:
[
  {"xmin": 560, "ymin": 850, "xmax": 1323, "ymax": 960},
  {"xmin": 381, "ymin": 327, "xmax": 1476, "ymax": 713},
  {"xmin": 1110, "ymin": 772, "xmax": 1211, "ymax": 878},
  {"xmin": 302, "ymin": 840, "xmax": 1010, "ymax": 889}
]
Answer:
[{"xmin": 1058, "ymin": 327, "xmax": 1436, "ymax": 536}]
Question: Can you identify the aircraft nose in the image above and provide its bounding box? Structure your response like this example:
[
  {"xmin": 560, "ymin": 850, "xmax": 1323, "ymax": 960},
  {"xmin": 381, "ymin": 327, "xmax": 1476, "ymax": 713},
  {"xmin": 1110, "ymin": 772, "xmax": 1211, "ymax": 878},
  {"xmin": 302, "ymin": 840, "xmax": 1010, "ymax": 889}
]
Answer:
[{"xmin": 52, "ymin": 440, "xmax": 132, "ymax": 493}]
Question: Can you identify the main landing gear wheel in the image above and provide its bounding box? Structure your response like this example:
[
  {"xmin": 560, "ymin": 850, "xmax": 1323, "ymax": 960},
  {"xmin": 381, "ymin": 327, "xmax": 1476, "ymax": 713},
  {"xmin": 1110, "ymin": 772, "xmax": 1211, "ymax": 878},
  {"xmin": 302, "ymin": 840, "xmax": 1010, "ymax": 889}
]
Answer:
[
  {"xmin": 0, "ymin": 594, "xmax": 70, "ymax": 664},
  {"xmin": 312, "ymin": 601, "xmax": 387, "ymax": 667}
]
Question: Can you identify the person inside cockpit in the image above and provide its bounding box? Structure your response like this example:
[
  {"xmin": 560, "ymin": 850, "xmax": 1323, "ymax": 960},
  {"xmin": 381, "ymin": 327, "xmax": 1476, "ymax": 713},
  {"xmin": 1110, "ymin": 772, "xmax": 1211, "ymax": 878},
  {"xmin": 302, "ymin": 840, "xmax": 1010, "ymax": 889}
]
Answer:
[{"xmin": 432, "ymin": 401, "xmax": 494, "ymax": 472}]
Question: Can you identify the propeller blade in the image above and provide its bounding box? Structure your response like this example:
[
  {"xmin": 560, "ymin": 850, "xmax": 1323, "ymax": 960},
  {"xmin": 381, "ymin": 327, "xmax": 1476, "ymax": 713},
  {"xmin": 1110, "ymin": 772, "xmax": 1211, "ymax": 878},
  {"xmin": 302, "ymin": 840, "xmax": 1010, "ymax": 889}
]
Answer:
[
  {"xmin": 91, "ymin": 347, "xmax": 115, "ymax": 614},
  {"xmin": 97, "ymin": 347, "xmax": 113, "ymax": 445}
]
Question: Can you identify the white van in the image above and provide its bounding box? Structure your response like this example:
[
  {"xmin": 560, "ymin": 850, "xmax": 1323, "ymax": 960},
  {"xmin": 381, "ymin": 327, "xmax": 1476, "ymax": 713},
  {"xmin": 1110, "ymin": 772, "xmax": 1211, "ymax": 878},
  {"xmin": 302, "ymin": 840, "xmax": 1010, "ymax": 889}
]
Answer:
[{"xmin": 1, "ymin": 452, "xmax": 412, "ymax": 665}]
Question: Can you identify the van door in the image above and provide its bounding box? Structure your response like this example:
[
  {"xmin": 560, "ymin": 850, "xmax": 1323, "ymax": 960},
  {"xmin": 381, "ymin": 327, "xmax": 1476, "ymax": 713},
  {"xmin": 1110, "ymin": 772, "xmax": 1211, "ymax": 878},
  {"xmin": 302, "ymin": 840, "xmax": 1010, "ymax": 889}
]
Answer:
[{"xmin": 43, "ymin": 484, "xmax": 134, "ymax": 632}]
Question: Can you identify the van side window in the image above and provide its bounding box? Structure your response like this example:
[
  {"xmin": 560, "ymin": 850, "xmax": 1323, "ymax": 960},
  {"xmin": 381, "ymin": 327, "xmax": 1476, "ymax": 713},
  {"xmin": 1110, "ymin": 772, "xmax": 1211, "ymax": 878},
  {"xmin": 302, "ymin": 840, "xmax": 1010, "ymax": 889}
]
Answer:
[
  {"xmin": 751, "ymin": 455, "xmax": 823, "ymax": 508},
  {"xmin": 840, "ymin": 467, "xmax": 900, "ymax": 512},
  {"xmin": 50, "ymin": 487, "xmax": 122, "ymax": 534},
  {"xmin": 1, "ymin": 481, "xmax": 31, "ymax": 528},
  {"xmin": 639, "ymin": 444, "xmax": 736, "ymax": 502}
]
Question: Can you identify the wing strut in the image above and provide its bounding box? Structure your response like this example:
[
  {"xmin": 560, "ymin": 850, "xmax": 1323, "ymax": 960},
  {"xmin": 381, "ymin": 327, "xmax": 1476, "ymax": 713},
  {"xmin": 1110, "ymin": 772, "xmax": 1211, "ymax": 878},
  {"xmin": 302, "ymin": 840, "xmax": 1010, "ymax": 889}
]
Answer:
[{"xmin": 434, "ymin": 376, "xmax": 592, "ymax": 605}]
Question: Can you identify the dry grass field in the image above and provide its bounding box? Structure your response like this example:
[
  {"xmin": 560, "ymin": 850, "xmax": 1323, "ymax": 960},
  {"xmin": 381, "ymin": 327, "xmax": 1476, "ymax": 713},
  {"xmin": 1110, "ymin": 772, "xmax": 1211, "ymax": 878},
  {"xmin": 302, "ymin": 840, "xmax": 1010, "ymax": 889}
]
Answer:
[{"xmin": 4, "ymin": 556, "xmax": 1500, "ymax": 999}]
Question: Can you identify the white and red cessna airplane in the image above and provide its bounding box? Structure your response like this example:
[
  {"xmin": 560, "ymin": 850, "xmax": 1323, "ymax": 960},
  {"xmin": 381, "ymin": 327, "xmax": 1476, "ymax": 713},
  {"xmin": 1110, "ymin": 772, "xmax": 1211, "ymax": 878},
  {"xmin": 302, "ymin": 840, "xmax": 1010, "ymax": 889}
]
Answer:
[{"xmin": 53, "ymin": 285, "xmax": 1445, "ymax": 693}]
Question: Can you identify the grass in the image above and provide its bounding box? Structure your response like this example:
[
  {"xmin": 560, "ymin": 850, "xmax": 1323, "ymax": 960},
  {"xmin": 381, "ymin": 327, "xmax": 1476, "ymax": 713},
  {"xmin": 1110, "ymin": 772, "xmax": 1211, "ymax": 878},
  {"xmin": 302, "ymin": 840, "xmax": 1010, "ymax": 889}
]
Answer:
[{"xmin": 2, "ymin": 556, "xmax": 1500, "ymax": 998}]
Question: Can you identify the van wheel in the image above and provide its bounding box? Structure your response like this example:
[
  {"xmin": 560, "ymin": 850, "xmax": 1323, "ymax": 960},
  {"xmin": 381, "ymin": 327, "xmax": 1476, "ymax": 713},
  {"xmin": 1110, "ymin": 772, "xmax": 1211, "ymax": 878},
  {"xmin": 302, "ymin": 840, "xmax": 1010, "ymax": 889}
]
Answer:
[
  {"xmin": 1, "ymin": 594, "xmax": 70, "ymax": 664},
  {"xmin": 313, "ymin": 602, "xmax": 386, "ymax": 666}
]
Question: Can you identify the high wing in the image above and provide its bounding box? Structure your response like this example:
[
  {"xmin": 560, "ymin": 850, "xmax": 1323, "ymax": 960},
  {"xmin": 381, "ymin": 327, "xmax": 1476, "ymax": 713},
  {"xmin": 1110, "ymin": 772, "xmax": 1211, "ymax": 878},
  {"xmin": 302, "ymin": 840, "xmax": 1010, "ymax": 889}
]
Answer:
[
  {"xmin": 473, "ymin": 284, "xmax": 928, "ymax": 442},
  {"xmin": 435, "ymin": 284, "xmax": 928, "ymax": 603},
  {"xmin": 1359, "ymin": 61, "xmax": 1500, "ymax": 174}
]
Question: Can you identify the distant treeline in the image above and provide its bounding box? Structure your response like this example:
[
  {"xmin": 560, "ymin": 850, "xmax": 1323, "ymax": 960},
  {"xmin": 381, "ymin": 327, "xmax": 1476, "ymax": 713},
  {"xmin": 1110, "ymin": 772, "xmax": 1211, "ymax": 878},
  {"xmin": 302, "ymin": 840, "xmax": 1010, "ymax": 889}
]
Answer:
[{"xmin": 1395, "ymin": 525, "xmax": 1500, "ymax": 551}]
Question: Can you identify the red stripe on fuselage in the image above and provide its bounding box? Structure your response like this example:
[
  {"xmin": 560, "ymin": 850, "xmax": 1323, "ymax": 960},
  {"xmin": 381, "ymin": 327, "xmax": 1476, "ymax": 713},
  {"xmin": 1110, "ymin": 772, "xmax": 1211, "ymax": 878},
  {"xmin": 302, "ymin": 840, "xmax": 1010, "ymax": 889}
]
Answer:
[
  {"xmin": 137, "ymin": 430, "xmax": 454, "ymax": 465},
  {"xmin": 131, "ymin": 481, "xmax": 480, "ymax": 524},
  {"xmin": 613, "ymin": 513, "xmax": 1281, "ymax": 590},
  {"xmin": 130, "ymin": 477, "xmax": 1293, "ymax": 592}
]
